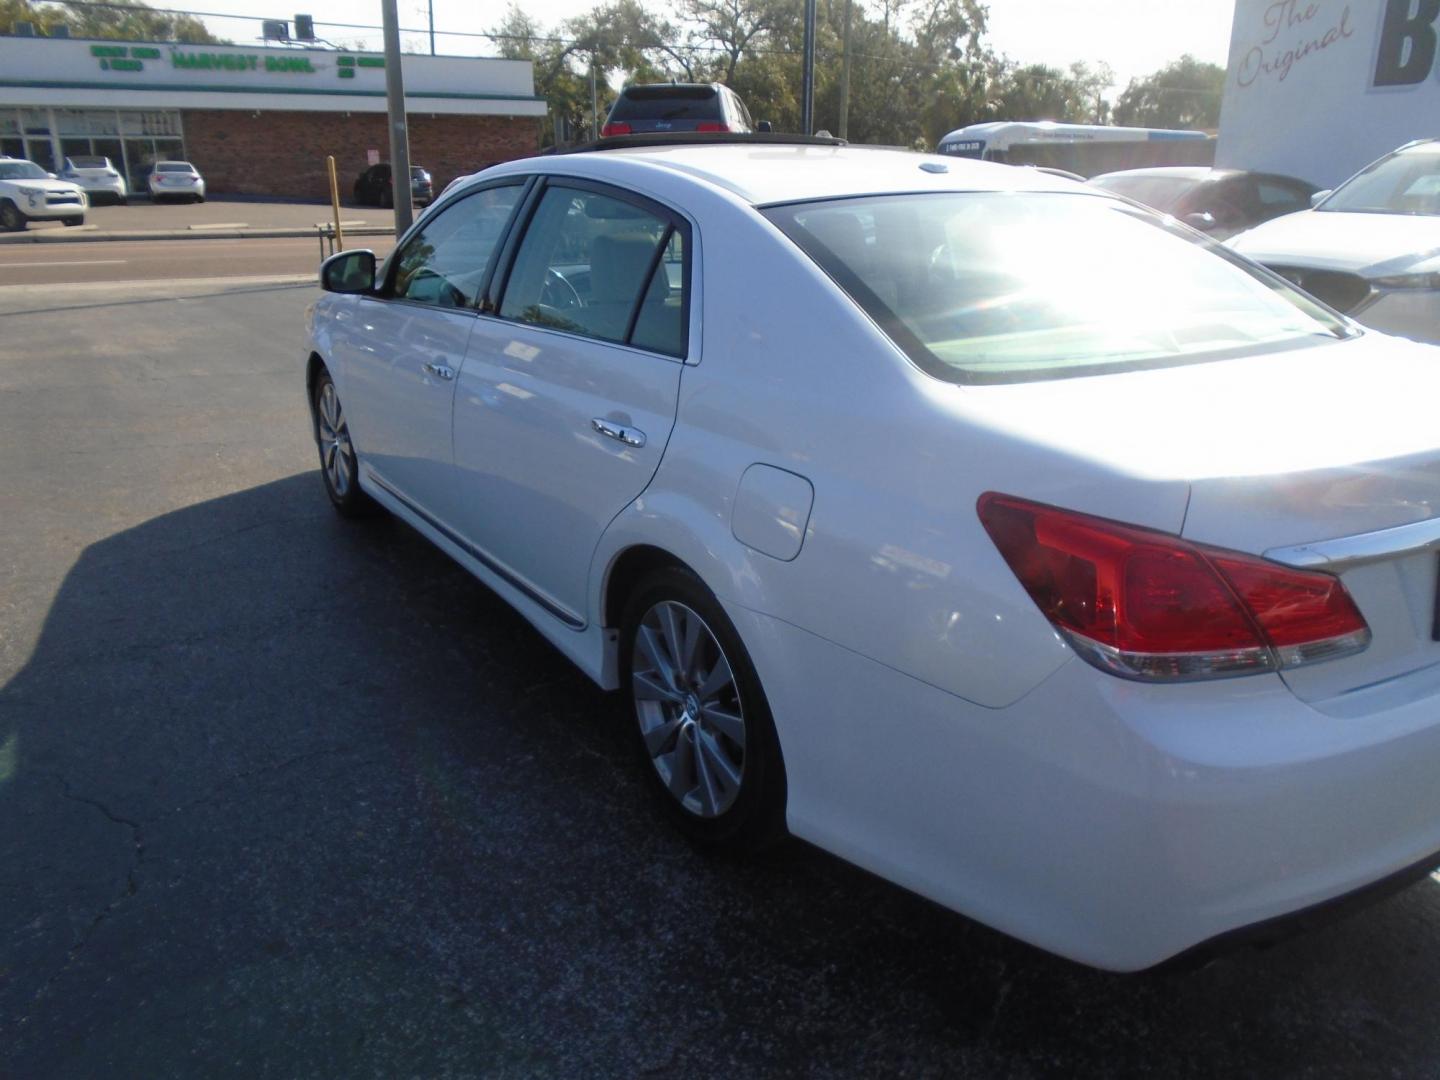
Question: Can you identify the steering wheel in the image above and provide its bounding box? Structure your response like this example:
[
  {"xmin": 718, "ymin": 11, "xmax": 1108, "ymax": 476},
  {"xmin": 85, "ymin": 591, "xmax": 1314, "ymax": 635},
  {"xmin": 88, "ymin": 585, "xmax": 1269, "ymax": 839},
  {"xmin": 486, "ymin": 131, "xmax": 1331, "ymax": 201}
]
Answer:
[{"xmin": 541, "ymin": 267, "xmax": 582, "ymax": 310}]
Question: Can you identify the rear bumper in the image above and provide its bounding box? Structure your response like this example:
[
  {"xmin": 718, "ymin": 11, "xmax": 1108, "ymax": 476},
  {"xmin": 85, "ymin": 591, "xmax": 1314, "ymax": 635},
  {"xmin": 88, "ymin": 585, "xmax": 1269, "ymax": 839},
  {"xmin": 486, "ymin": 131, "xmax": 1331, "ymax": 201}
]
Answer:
[{"xmin": 729, "ymin": 603, "xmax": 1440, "ymax": 971}]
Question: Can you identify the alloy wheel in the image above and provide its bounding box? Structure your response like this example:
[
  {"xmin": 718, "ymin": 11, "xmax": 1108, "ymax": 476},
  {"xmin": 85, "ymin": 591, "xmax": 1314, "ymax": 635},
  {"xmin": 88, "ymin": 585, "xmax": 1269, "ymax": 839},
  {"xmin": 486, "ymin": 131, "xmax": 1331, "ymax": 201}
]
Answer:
[
  {"xmin": 316, "ymin": 380, "xmax": 355, "ymax": 497},
  {"xmin": 632, "ymin": 600, "xmax": 746, "ymax": 818}
]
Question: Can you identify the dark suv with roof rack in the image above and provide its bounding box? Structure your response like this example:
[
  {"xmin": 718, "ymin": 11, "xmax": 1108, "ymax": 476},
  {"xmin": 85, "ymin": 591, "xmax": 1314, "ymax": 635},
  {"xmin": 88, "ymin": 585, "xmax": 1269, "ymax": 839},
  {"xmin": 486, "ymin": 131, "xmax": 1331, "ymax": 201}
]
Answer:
[{"xmin": 601, "ymin": 83, "xmax": 760, "ymax": 137}]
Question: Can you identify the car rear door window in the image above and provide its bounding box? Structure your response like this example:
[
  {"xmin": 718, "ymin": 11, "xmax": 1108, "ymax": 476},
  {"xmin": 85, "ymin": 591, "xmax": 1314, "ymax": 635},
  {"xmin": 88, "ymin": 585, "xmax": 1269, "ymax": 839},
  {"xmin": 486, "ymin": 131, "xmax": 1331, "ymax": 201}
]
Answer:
[
  {"xmin": 1255, "ymin": 178, "xmax": 1310, "ymax": 214},
  {"xmin": 498, "ymin": 185, "xmax": 687, "ymax": 356},
  {"xmin": 390, "ymin": 183, "xmax": 523, "ymax": 308}
]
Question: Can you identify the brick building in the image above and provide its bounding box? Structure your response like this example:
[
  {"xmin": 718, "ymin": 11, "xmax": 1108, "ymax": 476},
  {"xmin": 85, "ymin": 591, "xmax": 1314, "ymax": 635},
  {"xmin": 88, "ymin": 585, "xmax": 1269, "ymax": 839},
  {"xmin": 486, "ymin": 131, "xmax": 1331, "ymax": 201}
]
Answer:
[{"xmin": 0, "ymin": 35, "xmax": 545, "ymax": 199}]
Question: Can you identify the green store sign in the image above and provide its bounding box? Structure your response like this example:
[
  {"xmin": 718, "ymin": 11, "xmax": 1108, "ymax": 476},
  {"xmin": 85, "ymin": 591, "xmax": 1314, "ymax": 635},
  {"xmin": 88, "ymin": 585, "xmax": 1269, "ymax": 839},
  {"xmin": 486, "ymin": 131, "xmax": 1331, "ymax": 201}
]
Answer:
[{"xmin": 88, "ymin": 44, "xmax": 383, "ymax": 78}]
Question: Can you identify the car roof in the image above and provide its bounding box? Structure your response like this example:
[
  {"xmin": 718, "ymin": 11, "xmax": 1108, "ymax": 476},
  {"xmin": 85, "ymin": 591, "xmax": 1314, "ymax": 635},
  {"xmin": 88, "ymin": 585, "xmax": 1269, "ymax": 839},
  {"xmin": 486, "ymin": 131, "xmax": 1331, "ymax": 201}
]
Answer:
[{"xmin": 487, "ymin": 144, "xmax": 1088, "ymax": 207}]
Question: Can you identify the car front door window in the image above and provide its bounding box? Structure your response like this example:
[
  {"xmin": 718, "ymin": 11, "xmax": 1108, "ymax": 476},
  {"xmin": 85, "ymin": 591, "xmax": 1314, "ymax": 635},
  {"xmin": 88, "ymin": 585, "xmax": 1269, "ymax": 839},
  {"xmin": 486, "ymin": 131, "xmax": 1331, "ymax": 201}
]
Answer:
[{"xmin": 391, "ymin": 183, "xmax": 523, "ymax": 309}]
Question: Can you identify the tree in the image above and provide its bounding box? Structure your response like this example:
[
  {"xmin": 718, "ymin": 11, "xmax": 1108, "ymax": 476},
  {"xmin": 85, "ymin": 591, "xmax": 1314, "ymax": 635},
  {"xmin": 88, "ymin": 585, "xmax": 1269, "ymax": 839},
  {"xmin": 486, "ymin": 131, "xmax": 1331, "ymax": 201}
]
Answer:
[
  {"xmin": 1, "ymin": 0, "xmax": 222, "ymax": 42},
  {"xmin": 1112, "ymin": 54, "xmax": 1224, "ymax": 130}
]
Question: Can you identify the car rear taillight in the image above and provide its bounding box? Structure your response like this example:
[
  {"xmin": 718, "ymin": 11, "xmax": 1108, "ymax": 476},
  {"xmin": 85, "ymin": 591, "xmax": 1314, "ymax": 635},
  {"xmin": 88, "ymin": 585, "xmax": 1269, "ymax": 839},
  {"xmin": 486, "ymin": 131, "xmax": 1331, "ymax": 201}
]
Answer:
[
  {"xmin": 696, "ymin": 122, "xmax": 730, "ymax": 132},
  {"xmin": 978, "ymin": 493, "xmax": 1371, "ymax": 681},
  {"xmin": 601, "ymin": 121, "xmax": 632, "ymax": 137}
]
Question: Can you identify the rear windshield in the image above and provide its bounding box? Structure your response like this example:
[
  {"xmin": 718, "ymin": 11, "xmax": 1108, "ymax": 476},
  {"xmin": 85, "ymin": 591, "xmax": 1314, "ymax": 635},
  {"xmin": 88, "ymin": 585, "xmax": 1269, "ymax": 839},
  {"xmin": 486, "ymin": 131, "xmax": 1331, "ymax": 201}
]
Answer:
[
  {"xmin": 764, "ymin": 192, "xmax": 1351, "ymax": 384},
  {"xmin": 156, "ymin": 162, "xmax": 194, "ymax": 172},
  {"xmin": 1087, "ymin": 174, "xmax": 1200, "ymax": 212},
  {"xmin": 410, "ymin": 166, "xmax": 429, "ymax": 178},
  {"xmin": 610, "ymin": 86, "xmax": 721, "ymax": 121},
  {"xmin": 69, "ymin": 156, "xmax": 108, "ymax": 169}
]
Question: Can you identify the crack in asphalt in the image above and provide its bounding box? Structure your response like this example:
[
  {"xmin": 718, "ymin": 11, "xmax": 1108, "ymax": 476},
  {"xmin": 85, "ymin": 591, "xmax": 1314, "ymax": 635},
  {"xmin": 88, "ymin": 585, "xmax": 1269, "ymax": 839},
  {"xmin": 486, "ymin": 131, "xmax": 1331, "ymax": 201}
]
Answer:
[{"xmin": 20, "ymin": 774, "xmax": 147, "ymax": 1021}]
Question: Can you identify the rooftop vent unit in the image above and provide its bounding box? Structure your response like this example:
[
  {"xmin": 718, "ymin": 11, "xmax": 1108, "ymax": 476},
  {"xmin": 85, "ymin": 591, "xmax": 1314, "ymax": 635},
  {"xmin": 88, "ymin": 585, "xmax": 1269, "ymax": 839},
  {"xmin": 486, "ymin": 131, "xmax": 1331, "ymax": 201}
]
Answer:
[
  {"xmin": 294, "ymin": 14, "xmax": 316, "ymax": 40},
  {"xmin": 261, "ymin": 19, "xmax": 289, "ymax": 41}
]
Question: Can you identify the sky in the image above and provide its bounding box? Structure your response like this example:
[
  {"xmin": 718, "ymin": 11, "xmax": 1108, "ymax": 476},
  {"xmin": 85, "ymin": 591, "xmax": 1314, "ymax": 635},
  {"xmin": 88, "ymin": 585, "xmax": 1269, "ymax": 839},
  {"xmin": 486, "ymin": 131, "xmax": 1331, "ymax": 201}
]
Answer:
[{"xmin": 184, "ymin": 0, "xmax": 1238, "ymax": 95}]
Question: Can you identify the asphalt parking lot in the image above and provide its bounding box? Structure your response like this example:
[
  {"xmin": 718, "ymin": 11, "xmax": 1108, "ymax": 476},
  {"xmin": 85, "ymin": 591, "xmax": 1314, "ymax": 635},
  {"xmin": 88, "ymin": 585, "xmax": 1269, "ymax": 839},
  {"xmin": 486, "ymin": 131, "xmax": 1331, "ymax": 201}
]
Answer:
[{"xmin": 5, "ymin": 276, "xmax": 1440, "ymax": 1078}]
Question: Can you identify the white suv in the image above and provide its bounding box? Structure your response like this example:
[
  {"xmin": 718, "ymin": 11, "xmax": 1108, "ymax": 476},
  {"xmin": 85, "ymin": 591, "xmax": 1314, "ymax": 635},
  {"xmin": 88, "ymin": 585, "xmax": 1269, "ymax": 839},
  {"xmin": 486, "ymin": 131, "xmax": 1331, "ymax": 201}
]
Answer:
[{"xmin": 0, "ymin": 157, "xmax": 87, "ymax": 231}]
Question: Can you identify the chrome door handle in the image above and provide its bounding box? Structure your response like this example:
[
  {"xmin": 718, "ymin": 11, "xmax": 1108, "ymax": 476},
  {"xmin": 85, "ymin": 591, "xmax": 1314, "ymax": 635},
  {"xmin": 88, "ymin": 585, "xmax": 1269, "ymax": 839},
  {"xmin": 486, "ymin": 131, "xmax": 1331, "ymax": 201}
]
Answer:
[
  {"xmin": 422, "ymin": 361, "xmax": 455, "ymax": 381},
  {"xmin": 592, "ymin": 417, "xmax": 646, "ymax": 448}
]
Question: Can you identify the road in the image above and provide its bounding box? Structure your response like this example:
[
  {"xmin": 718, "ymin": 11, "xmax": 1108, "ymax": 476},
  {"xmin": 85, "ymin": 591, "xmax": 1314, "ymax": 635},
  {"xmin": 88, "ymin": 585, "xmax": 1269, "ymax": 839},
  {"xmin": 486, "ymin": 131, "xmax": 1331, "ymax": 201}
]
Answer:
[
  {"xmin": 4, "ymin": 278, "xmax": 1440, "ymax": 1077},
  {"xmin": 0, "ymin": 235, "xmax": 396, "ymax": 286}
]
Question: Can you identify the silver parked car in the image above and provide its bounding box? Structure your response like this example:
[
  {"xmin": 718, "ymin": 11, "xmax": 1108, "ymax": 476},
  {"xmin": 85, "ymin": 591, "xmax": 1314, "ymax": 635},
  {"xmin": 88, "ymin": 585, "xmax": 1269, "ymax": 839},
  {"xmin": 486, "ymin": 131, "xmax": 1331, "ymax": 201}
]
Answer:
[
  {"xmin": 1229, "ymin": 139, "xmax": 1440, "ymax": 344},
  {"xmin": 147, "ymin": 160, "xmax": 206, "ymax": 203}
]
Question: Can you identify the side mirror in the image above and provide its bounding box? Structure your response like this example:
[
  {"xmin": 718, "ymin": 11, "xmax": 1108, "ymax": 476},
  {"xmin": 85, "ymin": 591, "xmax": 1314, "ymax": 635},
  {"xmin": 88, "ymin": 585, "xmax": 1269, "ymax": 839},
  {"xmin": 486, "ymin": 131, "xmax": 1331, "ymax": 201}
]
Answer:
[
  {"xmin": 320, "ymin": 249, "xmax": 377, "ymax": 294},
  {"xmin": 1310, "ymin": 189, "xmax": 1332, "ymax": 208},
  {"xmin": 47, "ymin": 172, "xmax": 58, "ymax": 180},
  {"xmin": 1182, "ymin": 210, "xmax": 1218, "ymax": 231},
  {"xmin": 757, "ymin": 120, "xmax": 773, "ymax": 133}
]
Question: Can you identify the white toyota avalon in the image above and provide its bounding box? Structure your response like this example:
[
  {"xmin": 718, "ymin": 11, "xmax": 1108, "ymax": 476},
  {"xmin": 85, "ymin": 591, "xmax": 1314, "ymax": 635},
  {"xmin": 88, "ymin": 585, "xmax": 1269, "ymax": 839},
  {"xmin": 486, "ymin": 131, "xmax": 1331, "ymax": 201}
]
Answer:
[{"xmin": 303, "ymin": 136, "xmax": 1440, "ymax": 971}]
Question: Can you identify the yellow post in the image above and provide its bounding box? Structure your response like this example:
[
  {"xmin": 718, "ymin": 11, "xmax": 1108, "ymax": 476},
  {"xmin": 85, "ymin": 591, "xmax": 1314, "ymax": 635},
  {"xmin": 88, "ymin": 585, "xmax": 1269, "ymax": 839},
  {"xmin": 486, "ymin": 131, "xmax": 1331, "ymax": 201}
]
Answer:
[{"xmin": 326, "ymin": 155, "xmax": 345, "ymax": 252}]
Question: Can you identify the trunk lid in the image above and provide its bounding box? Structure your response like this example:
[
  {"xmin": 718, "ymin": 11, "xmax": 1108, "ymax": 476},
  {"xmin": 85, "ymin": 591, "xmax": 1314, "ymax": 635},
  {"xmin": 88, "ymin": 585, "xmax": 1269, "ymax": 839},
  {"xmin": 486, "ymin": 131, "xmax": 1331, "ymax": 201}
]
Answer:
[{"xmin": 968, "ymin": 330, "xmax": 1440, "ymax": 703}]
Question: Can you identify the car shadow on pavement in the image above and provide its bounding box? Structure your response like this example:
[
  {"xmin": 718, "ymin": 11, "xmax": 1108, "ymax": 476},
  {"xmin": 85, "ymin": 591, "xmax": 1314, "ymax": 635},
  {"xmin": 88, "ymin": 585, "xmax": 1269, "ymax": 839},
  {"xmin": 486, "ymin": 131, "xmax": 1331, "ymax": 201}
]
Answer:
[{"xmin": 5, "ymin": 472, "xmax": 1440, "ymax": 1077}]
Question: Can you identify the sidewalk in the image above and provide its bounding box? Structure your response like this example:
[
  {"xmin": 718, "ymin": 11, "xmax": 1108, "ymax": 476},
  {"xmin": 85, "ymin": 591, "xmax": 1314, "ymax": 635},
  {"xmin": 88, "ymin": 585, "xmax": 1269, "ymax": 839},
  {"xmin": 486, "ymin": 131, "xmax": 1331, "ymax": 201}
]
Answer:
[{"xmin": 0, "ymin": 196, "xmax": 399, "ymax": 244}]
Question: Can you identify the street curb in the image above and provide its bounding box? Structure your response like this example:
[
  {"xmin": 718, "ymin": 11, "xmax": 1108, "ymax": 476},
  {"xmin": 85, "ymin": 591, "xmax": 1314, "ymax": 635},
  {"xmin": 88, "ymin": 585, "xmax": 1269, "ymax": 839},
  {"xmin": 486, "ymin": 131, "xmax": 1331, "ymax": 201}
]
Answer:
[{"xmin": 0, "ymin": 225, "xmax": 395, "ymax": 245}]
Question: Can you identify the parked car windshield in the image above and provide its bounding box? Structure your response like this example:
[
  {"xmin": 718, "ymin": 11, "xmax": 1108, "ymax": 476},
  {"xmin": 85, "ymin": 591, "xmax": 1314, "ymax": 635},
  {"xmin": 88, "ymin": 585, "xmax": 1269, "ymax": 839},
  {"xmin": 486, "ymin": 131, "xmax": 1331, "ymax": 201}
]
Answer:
[
  {"xmin": 68, "ymin": 156, "xmax": 109, "ymax": 169},
  {"xmin": 765, "ymin": 191, "xmax": 1350, "ymax": 384},
  {"xmin": 156, "ymin": 162, "xmax": 194, "ymax": 172},
  {"xmin": 0, "ymin": 160, "xmax": 50, "ymax": 180},
  {"xmin": 1087, "ymin": 174, "xmax": 1198, "ymax": 212},
  {"xmin": 1319, "ymin": 142, "xmax": 1440, "ymax": 215}
]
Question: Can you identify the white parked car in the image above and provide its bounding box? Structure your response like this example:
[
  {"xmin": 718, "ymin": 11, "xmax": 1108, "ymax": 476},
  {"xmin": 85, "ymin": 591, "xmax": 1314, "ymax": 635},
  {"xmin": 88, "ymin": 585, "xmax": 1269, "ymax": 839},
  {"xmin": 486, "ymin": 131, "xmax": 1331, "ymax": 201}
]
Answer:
[
  {"xmin": 1230, "ymin": 139, "xmax": 1440, "ymax": 344},
  {"xmin": 305, "ymin": 137, "xmax": 1440, "ymax": 971},
  {"xmin": 0, "ymin": 156, "xmax": 86, "ymax": 231},
  {"xmin": 147, "ymin": 160, "xmax": 205, "ymax": 203},
  {"xmin": 60, "ymin": 155, "xmax": 127, "ymax": 205}
]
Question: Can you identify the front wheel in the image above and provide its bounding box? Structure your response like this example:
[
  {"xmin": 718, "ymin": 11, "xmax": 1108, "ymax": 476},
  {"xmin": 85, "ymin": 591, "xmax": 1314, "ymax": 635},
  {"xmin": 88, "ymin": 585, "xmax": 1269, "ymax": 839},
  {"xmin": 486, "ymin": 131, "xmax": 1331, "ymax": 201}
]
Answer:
[
  {"xmin": 62, "ymin": 216, "xmax": 85, "ymax": 227},
  {"xmin": 621, "ymin": 568, "xmax": 787, "ymax": 850},
  {"xmin": 0, "ymin": 200, "xmax": 26, "ymax": 232},
  {"xmin": 312, "ymin": 370, "xmax": 378, "ymax": 517}
]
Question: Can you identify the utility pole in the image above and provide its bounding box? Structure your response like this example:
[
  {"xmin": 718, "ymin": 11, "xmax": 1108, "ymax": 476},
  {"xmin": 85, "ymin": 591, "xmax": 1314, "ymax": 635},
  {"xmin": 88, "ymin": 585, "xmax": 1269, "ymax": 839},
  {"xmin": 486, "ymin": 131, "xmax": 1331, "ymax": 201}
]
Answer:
[
  {"xmin": 427, "ymin": 0, "xmax": 435, "ymax": 55},
  {"xmin": 801, "ymin": 0, "xmax": 816, "ymax": 135},
  {"xmin": 838, "ymin": 0, "xmax": 853, "ymax": 140},
  {"xmin": 590, "ymin": 54, "xmax": 599, "ymax": 139},
  {"xmin": 381, "ymin": 0, "xmax": 414, "ymax": 236}
]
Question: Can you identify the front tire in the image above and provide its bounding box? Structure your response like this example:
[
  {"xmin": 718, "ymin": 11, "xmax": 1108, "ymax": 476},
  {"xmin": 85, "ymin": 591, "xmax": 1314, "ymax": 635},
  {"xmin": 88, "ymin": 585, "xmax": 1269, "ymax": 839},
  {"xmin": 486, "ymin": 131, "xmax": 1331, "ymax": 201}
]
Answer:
[
  {"xmin": 621, "ymin": 568, "xmax": 787, "ymax": 850},
  {"xmin": 0, "ymin": 200, "xmax": 26, "ymax": 232},
  {"xmin": 312, "ymin": 370, "xmax": 378, "ymax": 518},
  {"xmin": 62, "ymin": 216, "xmax": 84, "ymax": 227}
]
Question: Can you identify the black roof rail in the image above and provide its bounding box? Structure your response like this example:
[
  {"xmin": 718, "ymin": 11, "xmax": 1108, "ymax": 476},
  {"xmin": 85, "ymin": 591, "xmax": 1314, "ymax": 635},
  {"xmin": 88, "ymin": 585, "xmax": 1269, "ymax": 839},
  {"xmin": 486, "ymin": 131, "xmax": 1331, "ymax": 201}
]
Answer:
[{"xmin": 548, "ymin": 132, "xmax": 849, "ymax": 155}]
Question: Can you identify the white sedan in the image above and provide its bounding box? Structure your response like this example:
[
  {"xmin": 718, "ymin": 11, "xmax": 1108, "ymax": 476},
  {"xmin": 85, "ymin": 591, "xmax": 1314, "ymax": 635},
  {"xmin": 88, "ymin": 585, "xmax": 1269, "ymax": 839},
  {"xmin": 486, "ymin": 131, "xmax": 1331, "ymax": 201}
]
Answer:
[
  {"xmin": 147, "ymin": 160, "xmax": 205, "ymax": 202},
  {"xmin": 304, "ymin": 138, "xmax": 1440, "ymax": 971}
]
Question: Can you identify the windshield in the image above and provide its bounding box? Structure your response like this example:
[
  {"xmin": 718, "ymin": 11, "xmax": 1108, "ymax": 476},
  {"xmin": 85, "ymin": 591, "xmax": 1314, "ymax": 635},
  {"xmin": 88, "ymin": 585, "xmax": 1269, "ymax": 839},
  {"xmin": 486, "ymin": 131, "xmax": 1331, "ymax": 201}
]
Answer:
[
  {"xmin": 156, "ymin": 162, "xmax": 194, "ymax": 173},
  {"xmin": 0, "ymin": 161, "xmax": 50, "ymax": 180},
  {"xmin": 1320, "ymin": 142, "xmax": 1440, "ymax": 215},
  {"xmin": 1087, "ymin": 174, "xmax": 1201, "ymax": 212},
  {"xmin": 764, "ymin": 192, "xmax": 1350, "ymax": 384},
  {"xmin": 68, "ymin": 156, "xmax": 108, "ymax": 169}
]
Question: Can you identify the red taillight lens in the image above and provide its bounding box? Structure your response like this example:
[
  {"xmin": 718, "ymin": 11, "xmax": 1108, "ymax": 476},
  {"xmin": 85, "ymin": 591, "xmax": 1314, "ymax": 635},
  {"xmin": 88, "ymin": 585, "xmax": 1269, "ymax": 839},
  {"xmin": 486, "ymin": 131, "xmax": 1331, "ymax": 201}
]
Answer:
[
  {"xmin": 601, "ymin": 121, "xmax": 632, "ymax": 137},
  {"xmin": 978, "ymin": 493, "xmax": 1370, "ymax": 681},
  {"xmin": 695, "ymin": 122, "xmax": 730, "ymax": 132}
]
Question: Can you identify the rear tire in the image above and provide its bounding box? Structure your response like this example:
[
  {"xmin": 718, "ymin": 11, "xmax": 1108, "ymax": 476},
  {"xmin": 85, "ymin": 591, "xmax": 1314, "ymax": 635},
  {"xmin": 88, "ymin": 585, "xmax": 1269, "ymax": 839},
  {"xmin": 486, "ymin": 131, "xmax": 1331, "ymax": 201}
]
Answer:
[
  {"xmin": 62, "ymin": 216, "xmax": 84, "ymax": 227},
  {"xmin": 311, "ymin": 369, "xmax": 379, "ymax": 518},
  {"xmin": 621, "ymin": 567, "xmax": 787, "ymax": 850},
  {"xmin": 0, "ymin": 200, "xmax": 26, "ymax": 232}
]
